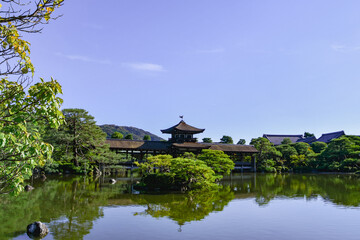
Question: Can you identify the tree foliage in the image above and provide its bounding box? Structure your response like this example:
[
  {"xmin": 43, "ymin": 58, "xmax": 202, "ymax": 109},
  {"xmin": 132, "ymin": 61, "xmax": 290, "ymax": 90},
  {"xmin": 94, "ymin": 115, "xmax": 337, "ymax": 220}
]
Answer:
[
  {"xmin": 0, "ymin": 79, "xmax": 63, "ymax": 194},
  {"xmin": 0, "ymin": 0, "xmax": 64, "ymax": 194},
  {"xmin": 311, "ymin": 141, "xmax": 327, "ymax": 153},
  {"xmin": 202, "ymin": 137, "xmax": 212, "ymax": 143},
  {"xmin": 44, "ymin": 109, "xmax": 118, "ymax": 173},
  {"xmin": 170, "ymin": 158, "xmax": 220, "ymax": 190},
  {"xmin": 304, "ymin": 132, "xmax": 315, "ymax": 138},
  {"xmin": 250, "ymin": 137, "xmax": 281, "ymax": 172},
  {"xmin": 124, "ymin": 134, "xmax": 133, "ymax": 140},
  {"xmin": 220, "ymin": 135, "xmax": 233, "ymax": 144},
  {"xmin": 143, "ymin": 135, "xmax": 151, "ymax": 141},
  {"xmin": 111, "ymin": 132, "xmax": 123, "ymax": 139},
  {"xmin": 197, "ymin": 149, "xmax": 234, "ymax": 174},
  {"xmin": 251, "ymin": 135, "xmax": 360, "ymax": 173},
  {"xmin": 135, "ymin": 151, "xmax": 234, "ymax": 191},
  {"xmin": 281, "ymin": 138, "xmax": 292, "ymax": 145},
  {"xmin": 237, "ymin": 139, "xmax": 246, "ymax": 145},
  {"xmin": 0, "ymin": 0, "xmax": 63, "ymax": 79}
]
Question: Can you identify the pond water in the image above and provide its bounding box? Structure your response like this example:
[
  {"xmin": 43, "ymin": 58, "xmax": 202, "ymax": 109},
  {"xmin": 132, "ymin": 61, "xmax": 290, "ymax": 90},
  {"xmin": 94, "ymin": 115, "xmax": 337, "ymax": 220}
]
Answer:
[{"xmin": 1, "ymin": 173, "xmax": 360, "ymax": 240}]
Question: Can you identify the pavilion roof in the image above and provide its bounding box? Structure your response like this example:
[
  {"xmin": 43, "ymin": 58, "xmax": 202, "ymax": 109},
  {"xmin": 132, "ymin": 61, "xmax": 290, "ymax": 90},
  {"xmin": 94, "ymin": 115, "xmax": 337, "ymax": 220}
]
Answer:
[
  {"xmin": 263, "ymin": 134, "xmax": 303, "ymax": 145},
  {"xmin": 161, "ymin": 120, "xmax": 205, "ymax": 134}
]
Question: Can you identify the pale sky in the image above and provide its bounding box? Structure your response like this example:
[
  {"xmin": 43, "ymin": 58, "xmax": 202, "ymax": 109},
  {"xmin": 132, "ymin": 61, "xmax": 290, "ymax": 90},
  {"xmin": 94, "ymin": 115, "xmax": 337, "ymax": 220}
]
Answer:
[{"xmin": 28, "ymin": 0, "xmax": 360, "ymax": 143}]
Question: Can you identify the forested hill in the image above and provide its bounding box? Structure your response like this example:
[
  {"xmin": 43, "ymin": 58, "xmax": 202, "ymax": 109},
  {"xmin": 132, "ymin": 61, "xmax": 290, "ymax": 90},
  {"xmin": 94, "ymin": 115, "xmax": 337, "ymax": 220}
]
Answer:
[{"xmin": 99, "ymin": 124, "xmax": 164, "ymax": 141}]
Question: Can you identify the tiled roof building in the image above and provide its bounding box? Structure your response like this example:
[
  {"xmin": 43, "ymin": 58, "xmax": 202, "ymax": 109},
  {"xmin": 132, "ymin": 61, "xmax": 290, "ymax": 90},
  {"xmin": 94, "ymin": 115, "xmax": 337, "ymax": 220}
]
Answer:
[
  {"xmin": 263, "ymin": 134, "xmax": 303, "ymax": 146},
  {"xmin": 316, "ymin": 131, "xmax": 345, "ymax": 143}
]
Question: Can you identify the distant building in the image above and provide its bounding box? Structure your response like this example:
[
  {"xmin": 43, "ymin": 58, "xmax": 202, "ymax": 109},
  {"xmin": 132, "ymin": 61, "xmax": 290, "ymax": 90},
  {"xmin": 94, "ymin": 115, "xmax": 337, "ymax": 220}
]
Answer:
[
  {"xmin": 297, "ymin": 136, "xmax": 317, "ymax": 144},
  {"xmin": 263, "ymin": 134, "xmax": 303, "ymax": 146},
  {"xmin": 161, "ymin": 120, "xmax": 205, "ymax": 143},
  {"xmin": 316, "ymin": 131, "xmax": 345, "ymax": 143},
  {"xmin": 263, "ymin": 130, "xmax": 346, "ymax": 146},
  {"xmin": 106, "ymin": 120, "xmax": 258, "ymax": 170}
]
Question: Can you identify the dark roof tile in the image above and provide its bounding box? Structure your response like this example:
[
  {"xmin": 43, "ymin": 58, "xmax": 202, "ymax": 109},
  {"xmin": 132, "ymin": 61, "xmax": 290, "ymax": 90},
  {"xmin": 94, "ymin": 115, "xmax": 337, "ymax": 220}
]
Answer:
[
  {"xmin": 297, "ymin": 136, "xmax": 317, "ymax": 144},
  {"xmin": 263, "ymin": 134, "xmax": 303, "ymax": 145},
  {"xmin": 106, "ymin": 139, "xmax": 171, "ymax": 150},
  {"xmin": 161, "ymin": 120, "xmax": 205, "ymax": 134},
  {"xmin": 316, "ymin": 131, "xmax": 345, "ymax": 143}
]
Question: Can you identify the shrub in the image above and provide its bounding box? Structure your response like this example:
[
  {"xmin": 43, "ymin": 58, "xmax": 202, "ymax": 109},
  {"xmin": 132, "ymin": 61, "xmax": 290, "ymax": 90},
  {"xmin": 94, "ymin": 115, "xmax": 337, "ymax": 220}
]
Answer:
[{"xmin": 197, "ymin": 149, "xmax": 234, "ymax": 174}]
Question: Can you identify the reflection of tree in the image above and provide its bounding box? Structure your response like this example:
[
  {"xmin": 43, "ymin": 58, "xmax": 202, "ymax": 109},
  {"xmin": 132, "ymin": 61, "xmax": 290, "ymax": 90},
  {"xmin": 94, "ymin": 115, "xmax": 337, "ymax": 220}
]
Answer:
[
  {"xmin": 0, "ymin": 176, "xmax": 125, "ymax": 240},
  {"xmin": 132, "ymin": 186, "xmax": 235, "ymax": 226},
  {"xmin": 1, "ymin": 174, "xmax": 360, "ymax": 240},
  {"xmin": 226, "ymin": 174, "xmax": 360, "ymax": 207}
]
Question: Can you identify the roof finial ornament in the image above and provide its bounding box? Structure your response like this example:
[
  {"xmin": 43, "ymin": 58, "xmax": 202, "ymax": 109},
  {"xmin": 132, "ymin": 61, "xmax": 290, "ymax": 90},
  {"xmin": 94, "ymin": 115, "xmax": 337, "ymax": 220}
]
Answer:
[{"xmin": 179, "ymin": 115, "xmax": 184, "ymax": 120}]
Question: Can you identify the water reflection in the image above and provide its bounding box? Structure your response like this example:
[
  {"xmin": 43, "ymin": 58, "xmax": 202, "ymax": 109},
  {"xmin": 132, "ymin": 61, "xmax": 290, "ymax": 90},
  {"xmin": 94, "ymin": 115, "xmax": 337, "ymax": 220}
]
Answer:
[
  {"xmin": 132, "ymin": 187, "xmax": 235, "ymax": 228},
  {"xmin": 223, "ymin": 173, "xmax": 360, "ymax": 207},
  {"xmin": 1, "ymin": 173, "xmax": 360, "ymax": 239}
]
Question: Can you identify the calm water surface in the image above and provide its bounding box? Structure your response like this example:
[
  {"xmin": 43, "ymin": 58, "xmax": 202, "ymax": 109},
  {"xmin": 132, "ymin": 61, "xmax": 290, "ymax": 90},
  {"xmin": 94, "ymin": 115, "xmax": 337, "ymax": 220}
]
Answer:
[{"xmin": 1, "ymin": 173, "xmax": 360, "ymax": 240}]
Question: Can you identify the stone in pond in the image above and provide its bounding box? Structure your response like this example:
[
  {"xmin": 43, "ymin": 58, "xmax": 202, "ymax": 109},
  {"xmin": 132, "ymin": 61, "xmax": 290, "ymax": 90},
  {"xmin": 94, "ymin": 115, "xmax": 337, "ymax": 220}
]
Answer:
[{"xmin": 26, "ymin": 221, "xmax": 49, "ymax": 238}]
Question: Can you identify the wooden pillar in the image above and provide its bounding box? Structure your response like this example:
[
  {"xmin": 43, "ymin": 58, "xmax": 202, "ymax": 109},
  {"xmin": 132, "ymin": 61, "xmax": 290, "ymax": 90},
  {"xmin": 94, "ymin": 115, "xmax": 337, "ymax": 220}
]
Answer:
[{"xmin": 251, "ymin": 154, "xmax": 256, "ymax": 172}]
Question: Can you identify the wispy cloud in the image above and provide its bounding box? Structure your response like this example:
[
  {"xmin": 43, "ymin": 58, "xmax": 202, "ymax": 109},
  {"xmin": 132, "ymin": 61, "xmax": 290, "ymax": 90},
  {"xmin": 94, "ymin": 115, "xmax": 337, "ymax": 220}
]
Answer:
[
  {"xmin": 122, "ymin": 62, "xmax": 166, "ymax": 72},
  {"xmin": 196, "ymin": 47, "xmax": 225, "ymax": 54},
  {"xmin": 56, "ymin": 52, "xmax": 111, "ymax": 65},
  {"xmin": 331, "ymin": 44, "xmax": 360, "ymax": 53}
]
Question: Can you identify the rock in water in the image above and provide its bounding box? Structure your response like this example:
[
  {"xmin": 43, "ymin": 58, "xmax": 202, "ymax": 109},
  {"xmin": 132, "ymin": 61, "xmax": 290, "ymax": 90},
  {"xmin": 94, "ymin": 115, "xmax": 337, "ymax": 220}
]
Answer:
[
  {"xmin": 24, "ymin": 185, "xmax": 34, "ymax": 191},
  {"xmin": 27, "ymin": 221, "xmax": 49, "ymax": 238},
  {"xmin": 109, "ymin": 179, "xmax": 116, "ymax": 184}
]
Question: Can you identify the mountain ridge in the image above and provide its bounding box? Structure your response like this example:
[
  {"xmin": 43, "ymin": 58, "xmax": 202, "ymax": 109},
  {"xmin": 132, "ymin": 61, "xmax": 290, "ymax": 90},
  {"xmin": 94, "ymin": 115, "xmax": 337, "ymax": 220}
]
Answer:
[{"xmin": 99, "ymin": 124, "xmax": 164, "ymax": 141}]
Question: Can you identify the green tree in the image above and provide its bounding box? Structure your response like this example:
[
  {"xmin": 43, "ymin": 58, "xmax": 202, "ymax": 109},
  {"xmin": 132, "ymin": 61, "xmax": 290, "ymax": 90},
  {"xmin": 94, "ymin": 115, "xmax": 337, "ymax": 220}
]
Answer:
[
  {"xmin": 197, "ymin": 149, "xmax": 234, "ymax": 174},
  {"xmin": 143, "ymin": 135, "xmax": 151, "ymax": 141},
  {"xmin": 170, "ymin": 157, "xmax": 220, "ymax": 190},
  {"xmin": 237, "ymin": 139, "xmax": 246, "ymax": 145},
  {"xmin": 202, "ymin": 137, "xmax": 212, "ymax": 143},
  {"xmin": 275, "ymin": 144, "xmax": 297, "ymax": 171},
  {"xmin": 311, "ymin": 141, "xmax": 327, "ymax": 153},
  {"xmin": 220, "ymin": 135, "xmax": 233, "ymax": 144},
  {"xmin": 304, "ymin": 132, "xmax": 315, "ymax": 138},
  {"xmin": 135, "ymin": 153, "xmax": 228, "ymax": 191},
  {"xmin": 293, "ymin": 142, "xmax": 313, "ymax": 156},
  {"xmin": 250, "ymin": 137, "xmax": 282, "ymax": 172},
  {"xmin": 281, "ymin": 138, "xmax": 292, "ymax": 145},
  {"xmin": 111, "ymin": 132, "xmax": 123, "ymax": 139},
  {"xmin": 321, "ymin": 137, "xmax": 353, "ymax": 161},
  {"xmin": 125, "ymin": 134, "xmax": 133, "ymax": 140},
  {"xmin": 0, "ymin": 0, "xmax": 64, "ymax": 194},
  {"xmin": 136, "ymin": 154, "xmax": 173, "ymax": 174},
  {"xmin": 44, "ymin": 109, "xmax": 118, "ymax": 173},
  {"xmin": 276, "ymin": 144, "xmax": 297, "ymax": 160}
]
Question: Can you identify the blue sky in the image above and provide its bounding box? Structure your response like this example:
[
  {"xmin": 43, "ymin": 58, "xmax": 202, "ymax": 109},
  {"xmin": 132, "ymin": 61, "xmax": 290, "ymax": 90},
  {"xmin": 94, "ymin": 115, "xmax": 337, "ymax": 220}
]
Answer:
[{"xmin": 28, "ymin": 0, "xmax": 360, "ymax": 143}]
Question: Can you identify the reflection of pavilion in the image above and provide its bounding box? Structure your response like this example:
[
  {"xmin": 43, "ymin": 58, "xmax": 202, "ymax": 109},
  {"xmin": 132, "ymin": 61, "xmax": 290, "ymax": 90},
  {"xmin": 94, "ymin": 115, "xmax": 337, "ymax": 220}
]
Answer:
[{"xmin": 106, "ymin": 120, "xmax": 258, "ymax": 171}]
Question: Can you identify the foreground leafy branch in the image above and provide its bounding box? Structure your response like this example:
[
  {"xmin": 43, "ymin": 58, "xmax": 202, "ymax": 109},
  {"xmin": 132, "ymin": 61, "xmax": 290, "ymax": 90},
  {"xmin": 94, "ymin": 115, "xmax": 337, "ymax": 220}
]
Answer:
[
  {"xmin": 0, "ymin": 78, "xmax": 63, "ymax": 194},
  {"xmin": 0, "ymin": 0, "xmax": 64, "ymax": 194}
]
